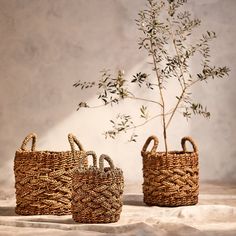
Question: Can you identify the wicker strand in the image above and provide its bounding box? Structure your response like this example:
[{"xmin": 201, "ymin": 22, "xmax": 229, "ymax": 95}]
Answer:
[{"xmin": 20, "ymin": 133, "xmax": 37, "ymax": 151}]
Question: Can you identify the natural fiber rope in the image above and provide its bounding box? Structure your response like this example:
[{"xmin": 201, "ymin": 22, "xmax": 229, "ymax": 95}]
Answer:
[
  {"xmin": 72, "ymin": 152, "xmax": 124, "ymax": 223},
  {"xmin": 68, "ymin": 133, "xmax": 84, "ymax": 154},
  {"xmin": 141, "ymin": 136, "xmax": 199, "ymax": 207},
  {"xmin": 14, "ymin": 133, "xmax": 87, "ymax": 215},
  {"xmin": 99, "ymin": 154, "xmax": 115, "ymax": 171},
  {"xmin": 20, "ymin": 133, "xmax": 37, "ymax": 151},
  {"xmin": 77, "ymin": 150, "xmax": 97, "ymax": 170},
  {"xmin": 181, "ymin": 136, "xmax": 198, "ymax": 152},
  {"xmin": 142, "ymin": 135, "xmax": 159, "ymax": 153}
]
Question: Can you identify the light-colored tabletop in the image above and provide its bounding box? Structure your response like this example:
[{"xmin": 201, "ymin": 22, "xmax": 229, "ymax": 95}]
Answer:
[{"xmin": 0, "ymin": 182, "xmax": 236, "ymax": 236}]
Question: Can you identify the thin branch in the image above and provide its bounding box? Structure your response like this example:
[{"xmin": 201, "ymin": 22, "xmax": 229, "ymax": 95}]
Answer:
[
  {"xmin": 166, "ymin": 75, "xmax": 205, "ymax": 128},
  {"xmin": 173, "ymin": 68, "xmax": 184, "ymax": 91},
  {"xmin": 150, "ymin": 38, "xmax": 168, "ymax": 153},
  {"xmin": 80, "ymin": 104, "xmax": 108, "ymax": 109},
  {"xmin": 166, "ymin": 88, "xmax": 186, "ymax": 128},
  {"xmin": 168, "ymin": 18, "xmax": 187, "ymax": 88},
  {"xmin": 126, "ymin": 109, "xmax": 174, "ymax": 132},
  {"xmin": 166, "ymin": 76, "xmax": 203, "ymax": 128},
  {"xmin": 187, "ymin": 78, "xmax": 201, "ymax": 88},
  {"xmin": 127, "ymin": 95, "xmax": 163, "ymax": 107},
  {"xmin": 78, "ymin": 94, "xmax": 164, "ymax": 110}
]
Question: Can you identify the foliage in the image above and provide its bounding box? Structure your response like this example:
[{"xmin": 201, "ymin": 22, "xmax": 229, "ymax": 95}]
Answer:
[{"xmin": 73, "ymin": 0, "xmax": 230, "ymax": 152}]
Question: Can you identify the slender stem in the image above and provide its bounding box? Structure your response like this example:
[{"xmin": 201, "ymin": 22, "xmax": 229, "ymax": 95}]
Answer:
[
  {"xmin": 165, "ymin": 17, "xmax": 193, "ymax": 129},
  {"xmin": 77, "ymin": 103, "xmax": 106, "ymax": 110},
  {"xmin": 80, "ymin": 94, "xmax": 164, "ymax": 110},
  {"xmin": 166, "ymin": 88, "xmax": 186, "ymax": 128},
  {"xmin": 166, "ymin": 78, "xmax": 201, "ymax": 128},
  {"xmin": 188, "ymin": 78, "xmax": 201, "ymax": 87},
  {"xmin": 150, "ymin": 39, "xmax": 168, "ymax": 154},
  {"xmin": 127, "ymin": 94, "xmax": 163, "ymax": 107},
  {"xmin": 168, "ymin": 18, "xmax": 187, "ymax": 88},
  {"xmin": 173, "ymin": 68, "xmax": 184, "ymax": 91},
  {"xmin": 126, "ymin": 109, "xmax": 174, "ymax": 132}
]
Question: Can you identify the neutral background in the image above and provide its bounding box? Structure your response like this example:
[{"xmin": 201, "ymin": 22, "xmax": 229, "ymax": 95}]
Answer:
[{"xmin": 0, "ymin": 0, "xmax": 235, "ymax": 196}]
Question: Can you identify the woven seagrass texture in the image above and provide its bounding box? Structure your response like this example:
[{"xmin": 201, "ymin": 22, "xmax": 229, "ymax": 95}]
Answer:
[
  {"xmin": 14, "ymin": 133, "xmax": 87, "ymax": 215},
  {"xmin": 141, "ymin": 135, "xmax": 199, "ymax": 207},
  {"xmin": 72, "ymin": 152, "xmax": 124, "ymax": 223}
]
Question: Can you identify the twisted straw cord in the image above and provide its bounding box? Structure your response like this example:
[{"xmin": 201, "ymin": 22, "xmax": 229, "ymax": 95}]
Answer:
[
  {"xmin": 142, "ymin": 135, "xmax": 159, "ymax": 153},
  {"xmin": 99, "ymin": 154, "xmax": 115, "ymax": 171},
  {"xmin": 20, "ymin": 133, "xmax": 37, "ymax": 151},
  {"xmin": 181, "ymin": 136, "xmax": 198, "ymax": 152},
  {"xmin": 78, "ymin": 151, "xmax": 97, "ymax": 169},
  {"xmin": 68, "ymin": 133, "xmax": 84, "ymax": 154}
]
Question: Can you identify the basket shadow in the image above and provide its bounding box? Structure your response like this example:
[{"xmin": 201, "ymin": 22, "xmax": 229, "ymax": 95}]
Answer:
[
  {"xmin": 0, "ymin": 195, "xmax": 145, "ymax": 219},
  {"xmin": 123, "ymin": 194, "xmax": 145, "ymax": 206},
  {"xmin": 25, "ymin": 217, "xmax": 75, "ymax": 225},
  {"xmin": 0, "ymin": 206, "xmax": 17, "ymax": 216}
]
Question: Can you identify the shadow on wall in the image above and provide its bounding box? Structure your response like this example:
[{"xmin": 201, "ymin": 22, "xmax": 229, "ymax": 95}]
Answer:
[{"xmin": 0, "ymin": 0, "xmax": 147, "ymax": 192}]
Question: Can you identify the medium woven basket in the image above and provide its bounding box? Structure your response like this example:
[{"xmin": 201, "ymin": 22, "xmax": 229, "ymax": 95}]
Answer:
[
  {"xmin": 72, "ymin": 151, "xmax": 124, "ymax": 223},
  {"xmin": 141, "ymin": 135, "xmax": 199, "ymax": 207},
  {"xmin": 14, "ymin": 133, "xmax": 87, "ymax": 215}
]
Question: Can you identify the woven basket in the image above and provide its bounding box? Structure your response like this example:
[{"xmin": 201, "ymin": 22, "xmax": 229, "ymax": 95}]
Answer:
[
  {"xmin": 72, "ymin": 151, "xmax": 124, "ymax": 223},
  {"xmin": 141, "ymin": 135, "xmax": 199, "ymax": 207},
  {"xmin": 14, "ymin": 133, "xmax": 87, "ymax": 215}
]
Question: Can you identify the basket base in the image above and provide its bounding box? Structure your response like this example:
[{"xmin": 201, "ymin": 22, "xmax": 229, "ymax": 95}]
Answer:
[
  {"xmin": 144, "ymin": 196, "xmax": 198, "ymax": 207},
  {"xmin": 15, "ymin": 207, "xmax": 71, "ymax": 216},
  {"xmin": 72, "ymin": 214, "xmax": 120, "ymax": 224}
]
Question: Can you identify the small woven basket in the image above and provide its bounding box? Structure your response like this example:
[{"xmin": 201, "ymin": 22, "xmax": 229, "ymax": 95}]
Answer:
[
  {"xmin": 141, "ymin": 135, "xmax": 199, "ymax": 207},
  {"xmin": 14, "ymin": 133, "xmax": 87, "ymax": 215},
  {"xmin": 72, "ymin": 151, "xmax": 124, "ymax": 223}
]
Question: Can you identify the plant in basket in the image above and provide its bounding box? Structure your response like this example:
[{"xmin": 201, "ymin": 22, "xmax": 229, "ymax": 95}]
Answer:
[{"xmin": 73, "ymin": 0, "xmax": 229, "ymax": 206}]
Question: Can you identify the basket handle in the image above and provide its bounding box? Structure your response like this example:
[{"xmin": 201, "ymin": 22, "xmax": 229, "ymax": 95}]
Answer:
[
  {"xmin": 142, "ymin": 135, "xmax": 159, "ymax": 153},
  {"xmin": 79, "ymin": 151, "xmax": 97, "ymax": 169},
  {"xmin": 99, "ymin": 154, "xmax": 115, "ymax": 172},
  {"xmin": 20, "ymin": 133, "xmax": 37, "ymax": 151},
  {"xmin": 181, "ymin": 136, "xmax": 198, "ymax": 153},
  {"xmin": 68, "ymin": 133, "xmax": 84, "ymax": 153}
]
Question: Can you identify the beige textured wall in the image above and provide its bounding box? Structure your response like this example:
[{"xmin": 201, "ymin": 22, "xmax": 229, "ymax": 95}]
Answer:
[{"xmin": 0, "ymin": 0, "xmax": 235, "ymax": 195}]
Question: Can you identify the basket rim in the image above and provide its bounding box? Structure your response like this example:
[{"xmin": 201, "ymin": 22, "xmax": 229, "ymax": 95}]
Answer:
[
  {"xmin": 142, "ymin": 136, "xmax": 198, "ymax": 153},
  {"xmin": 142, "ymin": 150, "xmax": 198, "ymax": 155},
  {"xmin": 74, "ymin": 166, "xmax": 123, "ymax": 178},
  {"xmin": 15, "ymin": 150, "xmax": 85, "ymax": 155}
]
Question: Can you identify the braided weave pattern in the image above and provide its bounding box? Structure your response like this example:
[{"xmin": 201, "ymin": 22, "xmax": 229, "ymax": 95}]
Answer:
[
  {"xmin": 141, "ymin": 136, "xmax": 199, "ymax": 207},
  {"xmin": 14, "ymin": 133, "xmax": 87, "ymax": 215},
  {"xmin": 72, "ymin": 153, "xmax": 124, "ymax": 223}
]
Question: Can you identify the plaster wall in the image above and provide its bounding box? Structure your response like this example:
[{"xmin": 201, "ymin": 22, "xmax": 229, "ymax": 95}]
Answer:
[{"xmin": 0, "ymin": 0, "xmax": 235, "ymax": 195}]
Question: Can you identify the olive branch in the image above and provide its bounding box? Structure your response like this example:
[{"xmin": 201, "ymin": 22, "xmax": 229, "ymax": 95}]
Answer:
[{"xmin": 73, "ymin": 0, "xmax": 229, "ymax": 154}]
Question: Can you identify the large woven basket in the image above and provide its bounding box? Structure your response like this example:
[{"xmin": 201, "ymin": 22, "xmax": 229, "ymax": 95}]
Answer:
[
  {"xmin": 14, "ymin": 133, "xmax": 87, "ymax": 215},
  {"xmin": 141, "ymin": 135, "xmax": 199, "ymax": 207},
  {"xmin": 72, "ymin": 151, "xmax": 124, "ymax": 223}
]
